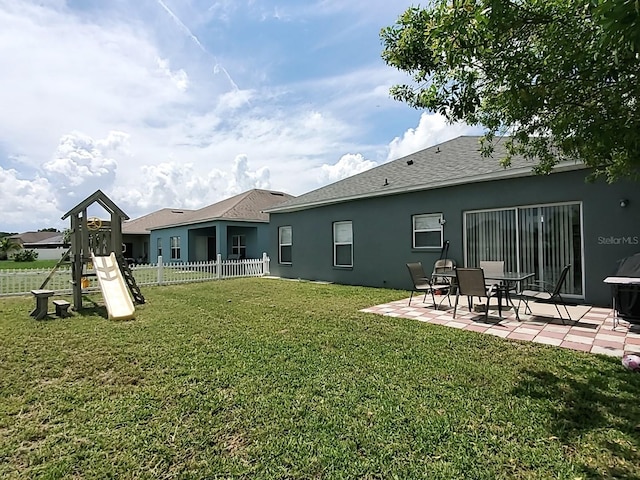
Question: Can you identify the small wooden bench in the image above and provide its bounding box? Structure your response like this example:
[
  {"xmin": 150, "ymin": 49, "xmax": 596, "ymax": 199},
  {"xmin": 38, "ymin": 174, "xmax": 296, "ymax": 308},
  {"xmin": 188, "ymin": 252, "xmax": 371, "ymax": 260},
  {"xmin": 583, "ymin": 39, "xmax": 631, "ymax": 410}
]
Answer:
[
  {"xmin": 53, "ymin": 299, "xmax": 71, "ymax": 318},
  {"xmin": 30, "ymin": 289, "xmax": 55, "ymax": 320}
]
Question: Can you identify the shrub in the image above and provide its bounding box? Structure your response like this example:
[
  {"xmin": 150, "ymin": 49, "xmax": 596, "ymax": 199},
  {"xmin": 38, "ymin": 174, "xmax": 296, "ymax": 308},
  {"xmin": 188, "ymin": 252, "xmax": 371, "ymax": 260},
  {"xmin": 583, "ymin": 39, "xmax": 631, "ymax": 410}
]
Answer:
[{"xmin": 13, "ymin": 249, "xmax": 39, "ymax": 262}]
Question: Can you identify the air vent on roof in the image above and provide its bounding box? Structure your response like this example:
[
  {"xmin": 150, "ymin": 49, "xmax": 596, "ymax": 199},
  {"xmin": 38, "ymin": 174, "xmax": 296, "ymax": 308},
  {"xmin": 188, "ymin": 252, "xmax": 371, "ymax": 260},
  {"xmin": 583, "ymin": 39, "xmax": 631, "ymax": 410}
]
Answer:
[
  {"xmin": 270, "ymin": 192, "xmax": 284, "ymax": 196},
  {"xmin": 171, "ymin": 210, "xmax": 185, "ymax": 214}
]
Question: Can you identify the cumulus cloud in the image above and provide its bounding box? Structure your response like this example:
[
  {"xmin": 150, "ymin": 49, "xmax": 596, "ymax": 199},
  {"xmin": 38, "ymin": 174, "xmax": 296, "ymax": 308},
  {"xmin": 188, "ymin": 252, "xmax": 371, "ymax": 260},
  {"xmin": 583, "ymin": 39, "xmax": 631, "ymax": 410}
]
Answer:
[
  {"xmin": 319, "ymin": 153, "xmax": 377, "ymax": 182},
  {"xmin": 112, "ymin": 154, "xmax": 271, "ymax": 217},
  {"xmin": 42, "ymin": 131, "xmax": 128, "ymax": 209},
  {"xmin": 0, "ymin": 167, "xmax": 60, "ymax": 231},
  {"xmin": 387, "ymin": 113, "xmax": 478, "ymax": 161},
  {"xmin": 228, "ymin": 154, "xmax": 270, "ymax": 194},
  {"xmin": 156, "ymin": 58, "xmax": 189, "ymax": 92}
]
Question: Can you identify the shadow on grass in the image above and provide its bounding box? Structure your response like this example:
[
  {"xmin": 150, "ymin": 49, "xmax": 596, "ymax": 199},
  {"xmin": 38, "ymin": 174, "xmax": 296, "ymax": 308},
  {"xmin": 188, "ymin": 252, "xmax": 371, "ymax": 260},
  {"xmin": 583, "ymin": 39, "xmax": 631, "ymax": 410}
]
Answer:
[
  {"xmin": 512, "ymin": 359, "xmax": 640, "ymax": 479},
  {"xmin": 72, "ymin": 304, "xmax": 109, "ymax": 318}
]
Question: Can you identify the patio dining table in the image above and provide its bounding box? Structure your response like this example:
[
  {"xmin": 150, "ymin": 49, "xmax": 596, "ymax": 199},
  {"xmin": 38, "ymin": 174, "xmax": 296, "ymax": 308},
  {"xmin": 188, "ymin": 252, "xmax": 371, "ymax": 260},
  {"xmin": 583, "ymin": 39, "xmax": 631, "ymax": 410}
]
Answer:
[
  {"xmin": 484, "ymin": 272, "xmax": 535, "ymax": 320},
  {"xmin": 432, "ymin": 270, "xmax": 534, "ymax": 320}
]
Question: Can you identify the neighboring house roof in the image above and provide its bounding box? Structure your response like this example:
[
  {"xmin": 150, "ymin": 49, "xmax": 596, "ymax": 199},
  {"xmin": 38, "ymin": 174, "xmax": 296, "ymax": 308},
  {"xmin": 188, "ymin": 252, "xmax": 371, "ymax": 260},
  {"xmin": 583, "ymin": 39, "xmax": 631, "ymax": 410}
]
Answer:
[
  {"xmin": 29, "ymin": 234, "xmax": 67, "ymax": 246},
  {"xmin": 10, "ymin": 231, "xmax": 61, "ymax": 245},
  {"xmin": 265, "ymin": 136, "xmax": 586, "ymax": 213},
  {"xmin": 152, "ymin": 189, "xmax": 295, "ymax": 230},
  {"xmin": 122, "ymin": 208, "xmax": 195, "ymax": 235}
]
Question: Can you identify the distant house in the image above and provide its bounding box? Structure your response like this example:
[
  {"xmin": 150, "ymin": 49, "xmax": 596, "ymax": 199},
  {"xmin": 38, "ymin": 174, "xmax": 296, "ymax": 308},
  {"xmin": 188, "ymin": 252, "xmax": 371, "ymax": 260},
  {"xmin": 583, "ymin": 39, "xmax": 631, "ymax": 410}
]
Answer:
[
  {"xmin": 148, "ymin": 189, "xmax": 295, "ymax": 263},
  {"xmin": 9, "ymin": 231, "xmax": 69, "ymax": 260},
  {"xmin": 265, "ymin": 136, "xmax": 639, "ymax": 307},
  {"xmin": 123, "ymin": 208, "xmax": 194, "ymax": 263}
]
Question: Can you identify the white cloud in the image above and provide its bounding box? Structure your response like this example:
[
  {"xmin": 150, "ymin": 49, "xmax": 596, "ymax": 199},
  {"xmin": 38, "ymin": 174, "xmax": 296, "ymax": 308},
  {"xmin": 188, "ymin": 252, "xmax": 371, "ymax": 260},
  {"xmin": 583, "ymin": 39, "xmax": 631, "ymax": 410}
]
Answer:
[
  {"xmin": 111, "ymin": 154, "xmax": 270, "ymax": 217},
  {"xmin": 0, "ymin": 167, "xmax": 60, "ymax": 231},
  {"xmin": 387, "ymin": 113, "xmax": 478, "ymax": 160},
  {"xmin": 42, "ymin": 131, "xmax": 126, "ymax": 206},
  {"xmin": 319, "ymin": 153, "xmax": 377, "ymax": 182},
  {"xmin": 229, "ymin": 154, "xmax": 271, "ymax": 194},
  {"xmin": 156, "ymin": 58, "xmax": 189, "ymax": 92}
]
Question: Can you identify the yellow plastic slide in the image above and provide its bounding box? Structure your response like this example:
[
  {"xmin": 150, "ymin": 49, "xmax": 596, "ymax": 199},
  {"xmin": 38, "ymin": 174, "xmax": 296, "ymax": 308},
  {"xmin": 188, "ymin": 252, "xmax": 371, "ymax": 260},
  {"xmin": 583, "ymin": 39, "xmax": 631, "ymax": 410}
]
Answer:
[{"xmin": 91, "ymin": 252, "xmax": 136, "ymax": 320}]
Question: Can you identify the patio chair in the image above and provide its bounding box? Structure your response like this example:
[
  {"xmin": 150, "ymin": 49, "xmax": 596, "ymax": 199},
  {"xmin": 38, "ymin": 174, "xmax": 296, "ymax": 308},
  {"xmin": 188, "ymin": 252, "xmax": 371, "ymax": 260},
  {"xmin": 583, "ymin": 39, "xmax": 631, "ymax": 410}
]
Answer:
[
  {"xmin": 480, "ymin": 260, "xmax": 516, "ymax": 297},
  {"xmin": 518, "ymin": 264, "xmax": 572, "ymax": 324},
  {"xmin": 406, "ymin": 262, "xmax": 451, "ymax": 308},
  {"xmin": 431, "ymin": 258, "xmax": 457, "ymax": 302},
  {"xmin": 453, "ymin": 268, "xmax": 500, "ymax": 320},
  {"xmin": 432, "ymin": 258, "xmax": 456, "ymax": 282}
]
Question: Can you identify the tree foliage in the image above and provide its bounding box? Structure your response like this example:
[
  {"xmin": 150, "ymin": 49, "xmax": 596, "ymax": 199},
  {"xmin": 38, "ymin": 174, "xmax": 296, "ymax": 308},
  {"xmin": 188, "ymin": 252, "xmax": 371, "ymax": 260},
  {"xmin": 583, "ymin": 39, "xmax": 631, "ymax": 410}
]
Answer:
[
  {"xmin": 0, "ymin": 237, "xmax": 22, "ymax": 261},
  {"xmin": 380, "ymin": 0, "xmax": 640, "ymax": 182}
]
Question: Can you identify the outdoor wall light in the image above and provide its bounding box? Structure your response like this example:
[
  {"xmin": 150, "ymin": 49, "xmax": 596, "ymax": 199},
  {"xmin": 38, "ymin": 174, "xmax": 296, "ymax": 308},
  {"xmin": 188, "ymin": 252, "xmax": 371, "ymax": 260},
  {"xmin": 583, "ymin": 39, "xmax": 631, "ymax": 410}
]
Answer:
[{"xmin": 620, "ymin": 199, "xmax": 629, "ymax": 208}]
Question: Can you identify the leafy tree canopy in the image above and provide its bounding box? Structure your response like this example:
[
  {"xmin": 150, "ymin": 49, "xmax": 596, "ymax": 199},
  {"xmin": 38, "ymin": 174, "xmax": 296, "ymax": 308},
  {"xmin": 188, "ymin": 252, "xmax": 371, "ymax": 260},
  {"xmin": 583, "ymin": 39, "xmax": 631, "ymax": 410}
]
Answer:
[
  {"xmin": 381, "ymin": 0, "xmax": 640, "ymax": 182},
  {"xmin": 38, "ymin": 228, "xmax": 59, "ymax": 232},
  {"xmin": 0, "ymin": 236, "xmax": 22, "ymax": 261}
]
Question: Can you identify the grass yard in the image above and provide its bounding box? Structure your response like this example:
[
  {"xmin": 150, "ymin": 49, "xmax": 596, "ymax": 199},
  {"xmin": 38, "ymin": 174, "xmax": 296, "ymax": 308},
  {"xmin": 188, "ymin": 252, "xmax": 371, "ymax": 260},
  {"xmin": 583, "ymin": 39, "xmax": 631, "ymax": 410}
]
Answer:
[
  {"xmin": 1, "ymin": 278, "xmax": 640, "ymax": 479},
  {"xmin": 0, "ymin": 259, "xmax": 60, "ymax": 270}
]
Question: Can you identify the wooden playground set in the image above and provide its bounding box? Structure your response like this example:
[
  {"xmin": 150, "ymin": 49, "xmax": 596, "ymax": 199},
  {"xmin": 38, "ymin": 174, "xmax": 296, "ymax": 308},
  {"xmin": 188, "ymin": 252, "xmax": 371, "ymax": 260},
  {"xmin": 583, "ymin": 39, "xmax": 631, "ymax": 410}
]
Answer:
[{"xmin": 30, "ymin": 190, "xmax": 145, "ymax": 321}]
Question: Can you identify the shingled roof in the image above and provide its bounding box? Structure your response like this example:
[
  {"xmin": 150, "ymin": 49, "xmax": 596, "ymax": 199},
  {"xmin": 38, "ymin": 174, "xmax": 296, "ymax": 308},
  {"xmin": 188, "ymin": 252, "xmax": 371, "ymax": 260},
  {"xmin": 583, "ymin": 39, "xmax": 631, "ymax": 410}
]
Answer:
[
  {"xmin": 122, "ymin": 208, "xmax": 195, "ymax": 235},
  {"xmin": 10, "ymin": 231, "xmax": 61, "ymax": 245},
  {"xmin": 152, "ymin": 189, "xmax": 295, "ymax": 230},
  {"xmin": 265, "ymin": 136, "xmax": 585, "ymax": 213}
]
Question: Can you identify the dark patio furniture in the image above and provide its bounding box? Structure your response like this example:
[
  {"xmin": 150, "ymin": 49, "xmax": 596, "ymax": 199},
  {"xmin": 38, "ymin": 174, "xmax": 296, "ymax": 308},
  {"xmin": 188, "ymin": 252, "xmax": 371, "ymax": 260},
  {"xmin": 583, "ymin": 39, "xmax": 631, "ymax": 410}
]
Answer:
[
  {"xmin": 453, "ymin": 268, "xmax": 500, "ymax": 320},
  {"xmin": 406, "ymin": 262, "xmax": 451, "ymax": 308},
  {"xmin": 519, "ymin": 264, "xmax": 572, "ymax": 324},
  {"xmin": 604, "ymin": 253, "xmax": 640, "ymax": 327}
]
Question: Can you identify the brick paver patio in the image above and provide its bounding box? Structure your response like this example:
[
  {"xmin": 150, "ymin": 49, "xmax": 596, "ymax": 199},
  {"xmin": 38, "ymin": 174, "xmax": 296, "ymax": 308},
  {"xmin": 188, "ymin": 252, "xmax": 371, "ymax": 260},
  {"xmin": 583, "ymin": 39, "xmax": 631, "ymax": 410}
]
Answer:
[{"xmin": 361, "ymin": 296, "xmax": 640, "ymax": 357}]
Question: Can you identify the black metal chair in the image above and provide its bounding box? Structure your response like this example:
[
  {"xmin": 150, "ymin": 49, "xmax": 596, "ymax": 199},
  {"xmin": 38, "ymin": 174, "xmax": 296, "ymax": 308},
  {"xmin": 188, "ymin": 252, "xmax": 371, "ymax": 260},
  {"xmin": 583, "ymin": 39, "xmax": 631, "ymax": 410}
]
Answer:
[
  {"xmin": 453, "ymin": 268, "xmax": 500, "ymax": 320},
  {"xmin": 518, "ymin": 264, "xmax": 572, "ymax": 324},
  {"xmin": 406, "ymin": 262, "xmax": 451, "ymax": 308}
]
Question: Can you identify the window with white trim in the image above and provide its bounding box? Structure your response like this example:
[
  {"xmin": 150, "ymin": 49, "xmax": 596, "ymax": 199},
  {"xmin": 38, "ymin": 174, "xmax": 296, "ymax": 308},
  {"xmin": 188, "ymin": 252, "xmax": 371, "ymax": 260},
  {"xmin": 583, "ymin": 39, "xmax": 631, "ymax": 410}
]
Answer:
[
  {"xmin": 333, "ymin": 221, "xmax": 353, "ymax": 267},
  {"xmin": 232, "ymin": 235, "xmax": 246, "ymax": 259},
  {"xmin": 412, "ymin": 213, "xmax": 443, "ymax": 249},
  {"xmin": 170, "ymin": 236, "xmax": 181, "ymax": 259},
  {"xmin": 157, "ymin": 238, "xmax": 162, "ymax": 258},
  {"xmin": 278, "ymin": 226, "xmax": 292, "ymax": 264}
]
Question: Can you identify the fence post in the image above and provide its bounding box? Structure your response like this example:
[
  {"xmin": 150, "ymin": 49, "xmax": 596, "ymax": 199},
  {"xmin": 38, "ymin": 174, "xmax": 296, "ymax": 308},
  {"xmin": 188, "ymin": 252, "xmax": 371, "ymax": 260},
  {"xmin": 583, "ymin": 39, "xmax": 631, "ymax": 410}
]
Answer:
[
  {"xmin": 262, "ymin": 252, "xmax": 270, "ymax": 275},
  {"xmin": 158, "ymin": 255, "xmax": 164, "ymax": 285},
  {"xmin": 216, "ymin": 253, "xmax": 222, "ymax": 279}
]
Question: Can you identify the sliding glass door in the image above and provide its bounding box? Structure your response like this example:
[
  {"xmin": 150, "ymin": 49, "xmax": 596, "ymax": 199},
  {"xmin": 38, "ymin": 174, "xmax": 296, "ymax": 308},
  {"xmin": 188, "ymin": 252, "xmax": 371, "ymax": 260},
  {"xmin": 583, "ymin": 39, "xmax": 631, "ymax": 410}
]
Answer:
[{"xmin": 465, "ymin": 202, "xmax": 583, "ymax": 297}]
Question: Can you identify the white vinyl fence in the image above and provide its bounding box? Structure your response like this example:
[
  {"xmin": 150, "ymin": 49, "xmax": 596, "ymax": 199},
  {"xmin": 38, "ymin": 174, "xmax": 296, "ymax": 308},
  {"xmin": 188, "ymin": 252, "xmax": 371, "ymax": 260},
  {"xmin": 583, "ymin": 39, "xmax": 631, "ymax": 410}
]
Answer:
[{"xmin": 0, "ymin": 253, "xmax": 270, "ymax": 297}]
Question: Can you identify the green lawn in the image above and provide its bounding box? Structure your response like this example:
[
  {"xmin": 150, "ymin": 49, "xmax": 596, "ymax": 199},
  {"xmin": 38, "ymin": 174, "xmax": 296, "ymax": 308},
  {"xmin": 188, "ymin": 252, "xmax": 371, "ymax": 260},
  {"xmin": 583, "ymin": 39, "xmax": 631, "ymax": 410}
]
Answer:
[
  {"xmin": 0, "ymin": 259, "xmax": 60, "ymax": 270},
  {"xmin": 1, "ymin": 278, "xmax": 639, "ymax": 479}
]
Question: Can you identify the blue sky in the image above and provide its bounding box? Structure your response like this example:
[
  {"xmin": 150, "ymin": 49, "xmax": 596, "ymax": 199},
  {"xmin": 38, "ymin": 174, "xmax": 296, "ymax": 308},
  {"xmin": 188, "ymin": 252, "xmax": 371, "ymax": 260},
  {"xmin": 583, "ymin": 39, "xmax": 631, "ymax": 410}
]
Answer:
[{"xmin": 0, "ymin": 0, "xmax": 478, "ymax": 233}]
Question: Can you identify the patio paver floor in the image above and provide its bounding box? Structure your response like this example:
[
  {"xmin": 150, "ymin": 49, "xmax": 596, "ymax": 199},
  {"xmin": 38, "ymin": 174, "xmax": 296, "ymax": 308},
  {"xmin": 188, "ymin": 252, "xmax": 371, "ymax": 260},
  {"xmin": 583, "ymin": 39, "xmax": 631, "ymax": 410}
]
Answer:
[{"xmin": 361, "ymin": 296, "xmax": 640, "ymax": 357}]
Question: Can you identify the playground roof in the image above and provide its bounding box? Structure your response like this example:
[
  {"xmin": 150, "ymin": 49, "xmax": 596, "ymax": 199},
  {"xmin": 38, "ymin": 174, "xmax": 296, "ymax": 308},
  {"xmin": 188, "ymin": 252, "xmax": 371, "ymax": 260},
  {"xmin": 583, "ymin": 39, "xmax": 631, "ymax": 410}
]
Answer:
[{"xmin": 61, "ymin": 190, "xmax": 129, "ymax": 221}]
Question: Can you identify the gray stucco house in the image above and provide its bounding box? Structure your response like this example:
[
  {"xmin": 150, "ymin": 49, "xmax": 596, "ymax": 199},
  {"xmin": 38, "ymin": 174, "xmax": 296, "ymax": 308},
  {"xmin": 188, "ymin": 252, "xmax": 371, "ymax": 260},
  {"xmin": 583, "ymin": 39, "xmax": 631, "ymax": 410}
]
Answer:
[
  {"xmin": 265, "ymin": 136, "xmax": 639, "ymax": 307},
  {"xmin": 148, "ymin": 189, "xmax": 294, "ymax": 263},
  {"xmin": 123, "ymin": 208, "xmax": 195, "ymax": 262}
]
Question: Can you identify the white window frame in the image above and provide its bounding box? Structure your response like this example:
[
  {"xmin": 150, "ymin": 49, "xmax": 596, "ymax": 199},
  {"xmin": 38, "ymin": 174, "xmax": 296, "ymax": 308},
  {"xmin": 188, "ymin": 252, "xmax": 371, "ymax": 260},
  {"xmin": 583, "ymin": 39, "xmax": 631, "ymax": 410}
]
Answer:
[
  {"xmin": 157, "ymin": 238, "xmax": 162, "ymax": 258},
  {"xmin": 412, "ymin": 213, "xmax": 443, "ymax": 249},
  {"xmin": 333, "ymin": 221, "xmax": 353, "ymax": 267},
  {"xmin": 231, "ymin": 235, "xmax": 246, "ymax": 258},
  {"xmin": 170, "ymin": 236, "xmax": 180, "ymax": 260},
  {"xmin": 278, "ymin": 226, "xmax": 292, "ymax": 264}
]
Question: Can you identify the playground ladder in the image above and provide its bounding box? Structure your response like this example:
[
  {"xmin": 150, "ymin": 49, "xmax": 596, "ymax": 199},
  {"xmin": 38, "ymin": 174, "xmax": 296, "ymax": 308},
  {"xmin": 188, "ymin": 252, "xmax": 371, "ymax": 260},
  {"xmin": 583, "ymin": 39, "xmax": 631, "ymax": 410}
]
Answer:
[{"xmin": 116, "ymin": 255, "xmax": 146, "ymax": 305}]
